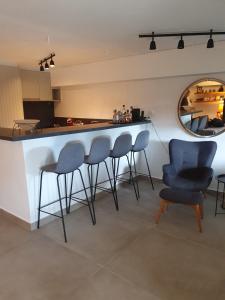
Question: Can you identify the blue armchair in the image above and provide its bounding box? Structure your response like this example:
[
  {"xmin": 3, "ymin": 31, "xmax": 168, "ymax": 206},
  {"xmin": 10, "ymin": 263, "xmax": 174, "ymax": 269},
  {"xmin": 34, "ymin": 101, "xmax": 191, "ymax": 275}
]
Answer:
[{"xmin": 163, "ymin": 139, "xmax": 217, "ymax": 191}]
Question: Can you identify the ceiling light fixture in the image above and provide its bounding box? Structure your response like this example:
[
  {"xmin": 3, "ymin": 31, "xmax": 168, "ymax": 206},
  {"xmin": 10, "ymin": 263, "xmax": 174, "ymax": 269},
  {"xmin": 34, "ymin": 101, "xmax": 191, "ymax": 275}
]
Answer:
[
  {"xmin": 38, "ymin": 53, "xmax": 56, "ymax": 71},
  {"xmin": 149, "ymin": 32, "xmax": 156, "ymax": 50},
  {"xmin": 40, "ymin": 63, "xmax": 44, "ymax": 71},
  {"xmin": 49, "ymin": 55, "xmax": 55, "ymax": 68},
  {"xmin": 139, "ymin": 29, "xmax": 224, "ymax": 50},
  {"xmin": 207, "ymin": 29, "xmax": 214, "ymax": 48},
  {"xmin": 44, "ymin": 61, "xmax": 49, "ymax": 70},
  {"xmin": 177, "ymin": 35, "xmax": 184, "ymax": 49}
]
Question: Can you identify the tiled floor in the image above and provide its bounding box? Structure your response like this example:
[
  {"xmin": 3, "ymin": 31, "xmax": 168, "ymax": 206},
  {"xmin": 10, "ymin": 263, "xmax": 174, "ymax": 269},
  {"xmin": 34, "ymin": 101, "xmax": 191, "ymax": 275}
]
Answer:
[{"xmin": 1, "ymin": 179, "xmax": 225, "ymax": 299}]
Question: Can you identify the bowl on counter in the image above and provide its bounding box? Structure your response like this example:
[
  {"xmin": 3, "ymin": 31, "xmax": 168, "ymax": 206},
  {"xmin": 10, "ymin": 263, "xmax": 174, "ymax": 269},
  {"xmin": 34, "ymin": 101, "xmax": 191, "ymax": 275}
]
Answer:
[{"xmin": 13, "ymin": 119, "xmax": 40, "ymax": 131}]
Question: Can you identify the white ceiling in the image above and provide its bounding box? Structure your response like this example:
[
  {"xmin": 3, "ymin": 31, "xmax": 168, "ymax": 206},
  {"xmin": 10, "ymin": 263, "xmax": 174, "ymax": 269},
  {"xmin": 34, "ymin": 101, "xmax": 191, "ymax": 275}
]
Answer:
[{"xmin": 0, "ymin": 0, "xmax": 225, "ymax": 69}]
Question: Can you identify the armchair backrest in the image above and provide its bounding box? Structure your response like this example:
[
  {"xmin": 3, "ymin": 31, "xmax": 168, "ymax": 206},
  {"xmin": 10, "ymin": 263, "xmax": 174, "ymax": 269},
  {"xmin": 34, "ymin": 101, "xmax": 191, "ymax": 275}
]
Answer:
[{"xmin": 169, "ymin": 139, "xmax": 217, "ymax": 172}]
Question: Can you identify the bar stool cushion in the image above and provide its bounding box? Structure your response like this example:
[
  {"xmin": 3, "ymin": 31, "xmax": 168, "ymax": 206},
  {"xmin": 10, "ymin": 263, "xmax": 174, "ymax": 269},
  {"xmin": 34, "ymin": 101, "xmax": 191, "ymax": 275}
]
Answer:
[
  {"xmin": 132, "ymin": 130, "xmax": 150, "ymax": 152},
  {"xmin": 160, "ymin": 188, "xmax": 204, "ymax": 205},
  {"xmin": 110, "ymin": 134, "xmax": 132, "ymax": 158}
]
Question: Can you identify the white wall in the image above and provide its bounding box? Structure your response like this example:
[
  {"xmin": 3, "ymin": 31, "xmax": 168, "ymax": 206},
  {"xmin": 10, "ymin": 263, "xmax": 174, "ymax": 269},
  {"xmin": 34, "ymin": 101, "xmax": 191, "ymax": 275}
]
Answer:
[
  {"xmin": 0, "ymin": 140, "xmax": 30, "ymax": 221},
  {"xmin": 0, "ymin": 65, "xmax": 23, "ymax": 128}
]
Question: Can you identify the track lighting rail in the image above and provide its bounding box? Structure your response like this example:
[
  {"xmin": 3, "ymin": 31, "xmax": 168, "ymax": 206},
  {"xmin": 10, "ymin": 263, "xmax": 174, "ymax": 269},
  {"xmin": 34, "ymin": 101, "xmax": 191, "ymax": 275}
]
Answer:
[
  {"xmin": 139, "ymin": 30, "xmax": 225, "ymax": 38},
  {"xmin": 139, "ymin": 29, "xmax": 224, "ymax": 50},
  {"xmin": 39, "ymin": 53, "xmax": 55, "ymax": 65},
  {"xmin": 39, "ymin": 53, "xmax": 55, "ymax": 71}
]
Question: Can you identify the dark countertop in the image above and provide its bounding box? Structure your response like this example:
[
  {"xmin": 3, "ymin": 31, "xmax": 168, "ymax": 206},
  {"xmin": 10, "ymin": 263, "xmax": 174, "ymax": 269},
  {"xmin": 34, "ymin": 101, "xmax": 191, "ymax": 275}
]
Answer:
[{"xmin": 0, "ymin": 120, "xmax": 151, "ymax": 142}]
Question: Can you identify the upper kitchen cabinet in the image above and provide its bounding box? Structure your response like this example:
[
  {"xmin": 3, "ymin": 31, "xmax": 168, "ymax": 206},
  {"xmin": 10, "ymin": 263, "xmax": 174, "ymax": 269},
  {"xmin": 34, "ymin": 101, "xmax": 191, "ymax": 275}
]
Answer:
[{"xmin": 20, "ymin": 70, "xmax": 52, "ymax": 101}]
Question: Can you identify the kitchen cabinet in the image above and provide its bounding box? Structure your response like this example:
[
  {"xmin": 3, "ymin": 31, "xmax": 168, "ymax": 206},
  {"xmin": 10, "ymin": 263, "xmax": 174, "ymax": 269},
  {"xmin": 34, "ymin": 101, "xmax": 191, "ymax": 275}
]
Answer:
[{"xmin": 20, "ymin": 70, "xmax": 52, "ymax": 100}]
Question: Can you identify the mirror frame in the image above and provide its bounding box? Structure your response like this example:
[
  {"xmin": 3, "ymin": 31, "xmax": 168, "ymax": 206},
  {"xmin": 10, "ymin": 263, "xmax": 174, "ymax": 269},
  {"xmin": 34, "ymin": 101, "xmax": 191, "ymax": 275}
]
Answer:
[{"xmin": 178, "ymin": 77, "xmax": 225, "ymax": 138}]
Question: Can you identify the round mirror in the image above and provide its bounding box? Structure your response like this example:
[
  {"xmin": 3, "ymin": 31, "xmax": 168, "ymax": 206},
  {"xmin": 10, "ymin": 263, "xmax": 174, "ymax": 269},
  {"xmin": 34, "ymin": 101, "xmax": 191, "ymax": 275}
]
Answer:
[{"xmin": 178, "ymin": 78, "xmax": 225, "ymax": 137}]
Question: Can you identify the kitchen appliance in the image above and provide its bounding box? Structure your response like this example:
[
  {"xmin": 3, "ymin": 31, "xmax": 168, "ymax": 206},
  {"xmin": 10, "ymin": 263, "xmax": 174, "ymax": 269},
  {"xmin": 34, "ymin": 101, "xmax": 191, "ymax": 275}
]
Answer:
[
  {"xmin": 132, "ymin": 108, "xmax": 141, "ymax": 122},
  {"xmin": 23, "ymin": 101, "xmax": 54, "ymax": 128}
]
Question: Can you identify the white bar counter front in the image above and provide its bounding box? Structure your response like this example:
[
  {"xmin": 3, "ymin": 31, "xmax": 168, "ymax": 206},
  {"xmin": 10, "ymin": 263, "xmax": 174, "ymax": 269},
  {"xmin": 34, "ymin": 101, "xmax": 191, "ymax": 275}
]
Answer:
[{"xmin": 0, "ymin": 121, "xmax": 151, "ymax": 229}]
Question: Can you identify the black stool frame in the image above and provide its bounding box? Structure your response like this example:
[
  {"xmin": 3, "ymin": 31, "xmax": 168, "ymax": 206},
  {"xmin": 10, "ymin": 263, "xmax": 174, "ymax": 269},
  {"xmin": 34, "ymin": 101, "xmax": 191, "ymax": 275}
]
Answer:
[
  {"xmin": 130, "ymin": 149, "xmax": 154, "ymax": 198},
  {"xmin": 37, "ymin": 168, "xmax": 96, "ymax": 243},
  {"xmin": 111, "ymin": 154, "xmax": 139, "ymax": 208},
  {"xmin": 215, "ymin": 179, "xmax": 225, "ymax": 216},
  {"xmin": 84, "ymin": 160, "xmax": 119, "ymax": 213}
]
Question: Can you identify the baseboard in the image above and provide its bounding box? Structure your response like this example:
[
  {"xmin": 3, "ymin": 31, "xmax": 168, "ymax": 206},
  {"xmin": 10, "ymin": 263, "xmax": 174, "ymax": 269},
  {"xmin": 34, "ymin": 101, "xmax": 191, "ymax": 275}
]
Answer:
[{"xmin": 0, "ymin": 209, "xmax": 31, "ymax": 231}]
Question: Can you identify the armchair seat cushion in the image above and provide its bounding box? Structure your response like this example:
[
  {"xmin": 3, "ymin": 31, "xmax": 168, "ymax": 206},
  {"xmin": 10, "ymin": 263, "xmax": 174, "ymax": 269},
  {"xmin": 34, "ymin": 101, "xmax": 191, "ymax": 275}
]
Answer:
[
  {"xmin": 160, "ymin": 188, "xmax": 204, "ymax": 205},
  {"xmin": 164, "ymin": 167, "xmax": 213, "ymax": 191}
]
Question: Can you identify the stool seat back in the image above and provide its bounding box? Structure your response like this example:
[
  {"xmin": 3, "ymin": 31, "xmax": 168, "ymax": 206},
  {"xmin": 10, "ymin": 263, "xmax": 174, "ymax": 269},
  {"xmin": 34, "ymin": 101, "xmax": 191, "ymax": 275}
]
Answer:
[
  {"xmin": 132, "ymin": 130, "xmax": 149, "ymax": 152},
  {"xmin": 111, "ymin": 134, "xmax": 132, "ymax": 158},
  {"xmin": 87, "ymin": 136, "xmax": 110, "ymax": 164},
  {"xmin": 56, "ymin": 142, "xmax": 85, "ymax": 174}
]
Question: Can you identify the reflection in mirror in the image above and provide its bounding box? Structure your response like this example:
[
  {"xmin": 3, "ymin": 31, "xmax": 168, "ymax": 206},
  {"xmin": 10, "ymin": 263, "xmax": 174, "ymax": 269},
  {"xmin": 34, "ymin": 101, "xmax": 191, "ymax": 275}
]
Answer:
[{"xmin": 178, "ymin": 79, "xmax": 225, "ymax": 137}]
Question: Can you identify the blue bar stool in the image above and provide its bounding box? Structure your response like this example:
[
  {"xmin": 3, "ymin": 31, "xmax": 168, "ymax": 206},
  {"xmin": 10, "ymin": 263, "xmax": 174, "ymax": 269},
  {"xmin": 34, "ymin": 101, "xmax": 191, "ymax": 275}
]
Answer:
[
  {"xmin": 37, "ymin": 142, "xmax": 95, "ymax": 243},
  {"xmin": 109, "ymin": 134, "xmax": 139, "ymax": 208},
  {"xmin": 84, "ymin": 136, "xmax": 118, "ymax": 217},
  {"xmin": 131, "ymin": 130, "xmax": 154, "ymax": 197}
]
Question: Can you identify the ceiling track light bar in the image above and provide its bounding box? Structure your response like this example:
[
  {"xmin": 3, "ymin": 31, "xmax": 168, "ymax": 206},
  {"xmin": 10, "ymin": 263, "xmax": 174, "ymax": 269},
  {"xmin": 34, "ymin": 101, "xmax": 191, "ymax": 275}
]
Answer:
[
  {"xmin": 139, "ymin": 30, "xmax": 225, "ymax": 38},
  {"xmin": 39, "ymin": 52, "xmax": 55, "ymax": 66}
]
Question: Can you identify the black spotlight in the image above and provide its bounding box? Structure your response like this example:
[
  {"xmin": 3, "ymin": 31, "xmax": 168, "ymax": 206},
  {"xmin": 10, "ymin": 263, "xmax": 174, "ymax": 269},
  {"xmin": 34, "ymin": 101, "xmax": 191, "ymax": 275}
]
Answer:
[
  {"xmin": 40, "ymin": 64, "xmax": 44, "ymax": 71},
  {"xmin": 149, "ymin": 32, "xmax": 156, "ymax": 50},
  {"xmin": 45, "ymin": 60, "xmax": 49, "ymax": 69},
  {"xmin": 207, "ymin": 29, "xmax": 214, "ymax": 48},
  {"xmin": 50, "ymin": 55, "xmax": 55, "ymax": 68},
  {"xmin": 177, "ymin": 35, "xmax": 184, "ymax": 49}
]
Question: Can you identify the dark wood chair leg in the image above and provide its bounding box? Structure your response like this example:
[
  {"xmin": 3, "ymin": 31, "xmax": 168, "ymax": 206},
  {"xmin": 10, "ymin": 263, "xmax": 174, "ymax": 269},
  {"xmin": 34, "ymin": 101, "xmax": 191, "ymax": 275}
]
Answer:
[
  {"xmin": 155, "ymin": 199, "xmax": 166, "ymax": 224},
  {"xmin": 193, "ymin": 204, "xmax": 202, "ymax": 233},
  {"xmin": 199, "ymin": 204, "xmax": 204, "ymax": 219}
]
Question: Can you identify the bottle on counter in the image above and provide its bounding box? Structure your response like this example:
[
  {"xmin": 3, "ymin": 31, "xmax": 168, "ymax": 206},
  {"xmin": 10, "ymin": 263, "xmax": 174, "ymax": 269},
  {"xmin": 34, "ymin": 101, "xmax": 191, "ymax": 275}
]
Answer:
[
  {"xmin": 122, "ymin": 105, "xmax": 126, "ymax": 116},
  {"xmin": 113, "ymin": 109, "xmax": 118, "ymax": 123}
]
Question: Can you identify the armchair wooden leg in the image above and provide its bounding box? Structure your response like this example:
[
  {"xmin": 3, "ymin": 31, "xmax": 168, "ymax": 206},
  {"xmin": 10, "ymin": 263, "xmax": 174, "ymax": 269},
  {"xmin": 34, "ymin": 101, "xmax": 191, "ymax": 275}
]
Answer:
[
  {"xmin": 193, "ymin": 205, "xmax": 202, "ymax": 233},
  {"xmin": 199, "ymin": 204, "xmax": 204, "ymax": 219},
  {"xmin": 155, "ymin": 199, "xmax": 166, "ymax": 224}
]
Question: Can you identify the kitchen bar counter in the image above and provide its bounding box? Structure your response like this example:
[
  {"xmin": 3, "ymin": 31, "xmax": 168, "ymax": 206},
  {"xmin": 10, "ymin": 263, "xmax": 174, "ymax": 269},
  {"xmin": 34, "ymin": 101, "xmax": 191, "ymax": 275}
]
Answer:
[
  {"xmin": 0, "ymin": 120, "xmax": 150, "ymax": 141},
  {"xmin": 0, "ymin": 121, "xmax": 151, "ymax": 229}
]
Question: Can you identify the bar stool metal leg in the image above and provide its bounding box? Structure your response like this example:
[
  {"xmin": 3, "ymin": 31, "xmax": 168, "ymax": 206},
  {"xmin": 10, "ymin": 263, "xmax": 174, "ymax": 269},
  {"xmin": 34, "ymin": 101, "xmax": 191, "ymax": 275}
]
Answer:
[
  {"xmin": 129, "ymin": 152, "xmax": 132, "ymax": 184},
  {"xmin": 64, "ymin": 174, "xmax": 69, "ymax": 214},
  {"xmin": 87, "ymin": 165, "xmax": 93, "ymax": 203},
  {"xmin": 104, "ymin": 160, "xmax": 119, "ymax": 210},
  {"xmin": 37, "ymin": 170, "xmax": 44, "ymax": 229},
  {"xmin": 68, "ymin": 171, "xmax": 74, "ymax": 213},
  {"xmin": 143, "ymin": 149, "xmax": 154, "ymax": 190},
  {"xmin": 132, "ymin": 151, "xmax": 140, "ymax": 198},
  {"xmin": 93, "ymin": 163, "xmax": 100, "ymax": 203},
  {"xmin": 215, "ymin": 180, "xmax": 219, "ymax": 216},
  {"xmin": 78, "ymin": 169, "xmax": 96, "ymax": 225},
  {"xmin": 57, "ymin": 175, "xmax": 67, "ymax": 243},
  {"xmin": 111, "ymin": 158, "xmax": 117, "ymax": 200},
  {"xmin": 222, "ymin": 183, "xmax": 225, "ymax": 209},
  {"xmin": 116, "ymin": 158, "xmax": 120, "ymax": 183},
  {"xmin": 126, "ymin": 155, "xmax": 139, "ymax": 201}
]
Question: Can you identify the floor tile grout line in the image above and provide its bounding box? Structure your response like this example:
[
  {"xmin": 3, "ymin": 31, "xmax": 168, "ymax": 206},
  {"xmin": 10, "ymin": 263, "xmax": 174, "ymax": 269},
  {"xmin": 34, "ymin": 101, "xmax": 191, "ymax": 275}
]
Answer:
[
  {"xmin": 103, "ymin": 224, "xmax": 157, "ymax": 267},
  {"xmin": 38, "ymin": 231, "xmax": 106, "ymax": 268},
  {"xmin": 102, "ymin": 264, "xmax": 161, "ymax": 299},
  {"xmin": 153, "ymin": 226, "xmax": 225, "ymax": 256}
]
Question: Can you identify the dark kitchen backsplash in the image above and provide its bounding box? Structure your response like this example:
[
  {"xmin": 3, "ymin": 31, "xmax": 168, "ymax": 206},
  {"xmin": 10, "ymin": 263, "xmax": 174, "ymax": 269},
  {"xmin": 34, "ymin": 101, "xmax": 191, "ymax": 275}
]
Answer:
[{"xmin": 23, "ymin": 101, "xmax": 55, "ymax": 129}]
